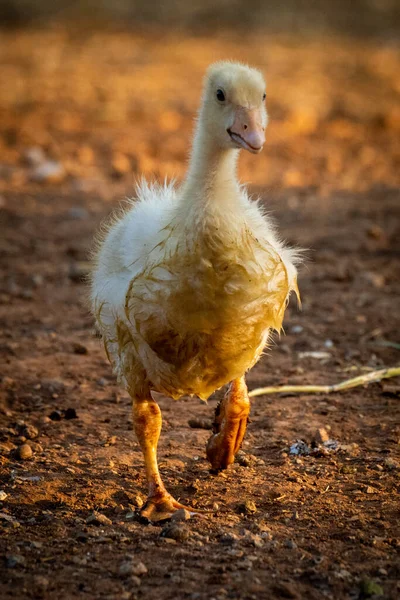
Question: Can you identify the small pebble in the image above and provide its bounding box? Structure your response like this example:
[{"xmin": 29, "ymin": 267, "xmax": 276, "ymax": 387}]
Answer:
[
  {"xmin": 5, "ymin": 554, "xmax": 26, "ymax": 568},
  {"xmin": 235, "ymin": 450, "xmax": 253, "ymax": 467},
  {"xmin": 23, "ymin": 146, "xmax": 46, "ymax": 166},
  {"xmin": 119, "ymin": 559, "xmax": 147, "ymax": 578},
  {"xmin": 31, "ymin": 160, "xmax": 65, "ymax": 183},
  {"xmin": 86, "ymin": 512, "xmax": 112, "ymax": 526},
  {"xmin": 17, "ymin": 444, "xmax": 33, "ymax": 460},
  {"xmin": 384, "ymin": 458, "xmax": 398, "ymax": 470},
  {"xmin": 29, "ymin": 442, "xmax": 43, "ymax": 453},
  {"xmin": 219, "ymin": 532, "xmax": 238, "ymax": 545},
  {"xmin": 0, "ymin": 491, "xmax": 7, "ymax": 501},
  {"xmin": 20, "ymin": 424, "xmax": 39, "ymax": 440},
  {"xmin": 73, "ymin": 342, "xmax": 88, "ymax": 355},
  {"xmin": 64, "ymin": 408, "xmax": 78, "ymax": 420},
  {"xmin": 33, "ymin": 575, "xmax": 49, "ymax": 588},
  {"xmin": 49, "ymin": 411, "xmax": 62, "ymax": 421},
  {"xmin": 160, "ymin": 522, "xmax": 190, "ymax": 542},
  {"xmin": 236, "ymin": 500, "xmax": 257, "ymax": 514}
]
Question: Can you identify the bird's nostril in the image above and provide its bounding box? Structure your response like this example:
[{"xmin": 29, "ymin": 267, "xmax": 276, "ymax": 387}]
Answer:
[{"xmin": 243, "ymin": 124, "xmax": 248, "ymax": 130}]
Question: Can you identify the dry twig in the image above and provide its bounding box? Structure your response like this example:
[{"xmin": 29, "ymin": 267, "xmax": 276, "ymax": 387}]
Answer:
[{"xmin": 249, "ymin": 366, "xmax": 400, "ymax": 398}]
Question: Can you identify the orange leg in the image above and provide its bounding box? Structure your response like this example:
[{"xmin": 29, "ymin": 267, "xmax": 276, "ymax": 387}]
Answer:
[
  {"xmin": 132, "ymin": 394, "xmax": 200, "ymax": 522},
  {"xmin": 206, "ymin": 377, "xmax": 250, "ymax": 471}
]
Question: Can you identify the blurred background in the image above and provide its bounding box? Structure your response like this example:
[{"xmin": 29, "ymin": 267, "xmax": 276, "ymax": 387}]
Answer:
[{"xmin": 0, "ymin": 0, "xmax": 399, "ymax": 199}]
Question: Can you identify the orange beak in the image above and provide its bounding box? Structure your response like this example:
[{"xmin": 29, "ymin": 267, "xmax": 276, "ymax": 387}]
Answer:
[{"xmin": 228, "ymin": 107, "xmax": 265, "ymax": 154}]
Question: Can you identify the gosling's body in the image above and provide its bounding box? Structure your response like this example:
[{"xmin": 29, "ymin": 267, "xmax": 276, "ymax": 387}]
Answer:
[
  {"xmin": 92, "ymin": 181, "xmax": 297, "ymax": 400},
  {"xmin": 90, "ymin": 61, "xmax": 300, "ymax": 521}
]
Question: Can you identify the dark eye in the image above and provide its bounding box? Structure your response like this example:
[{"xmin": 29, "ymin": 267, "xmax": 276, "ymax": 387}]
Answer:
[
  {"xmin": 216, "ymin": 89, "xmax": 225, "ymax": 102},
  {"xmin": 262, "ymin": 92, "xmax": 266, "ymax": 101}
]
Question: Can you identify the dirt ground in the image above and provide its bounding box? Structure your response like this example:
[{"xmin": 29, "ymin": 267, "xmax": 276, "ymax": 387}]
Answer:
[{"xmin": 0, "ymin": 28, "xmax": 399, "ymax": 600}]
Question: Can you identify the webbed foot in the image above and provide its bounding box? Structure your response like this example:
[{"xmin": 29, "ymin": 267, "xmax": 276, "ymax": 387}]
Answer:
[{"xmin": 139, "ymin": 491, "xmax": 202, "ymax": 523}]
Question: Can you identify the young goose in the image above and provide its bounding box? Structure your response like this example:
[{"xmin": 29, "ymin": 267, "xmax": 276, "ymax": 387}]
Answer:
[{"xmin": 90, "ymin": 61, "xmax": 300, "ymax": 522}]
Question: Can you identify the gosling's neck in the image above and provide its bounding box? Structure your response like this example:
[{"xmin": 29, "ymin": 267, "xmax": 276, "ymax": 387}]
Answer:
[{"xmin": 181, "ymin": 122, "xmax": 241, "ymax": 204}]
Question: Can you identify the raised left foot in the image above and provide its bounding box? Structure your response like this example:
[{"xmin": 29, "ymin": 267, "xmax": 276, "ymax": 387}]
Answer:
[{"xmin": 206, "ymin": 378, "xmax": 250, "ymax": 471}]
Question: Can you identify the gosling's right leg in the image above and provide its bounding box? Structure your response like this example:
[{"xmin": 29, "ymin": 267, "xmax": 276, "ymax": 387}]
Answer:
[{"xmin": 132, "ymin": 394, "xmax": 200, "ymax": 522}]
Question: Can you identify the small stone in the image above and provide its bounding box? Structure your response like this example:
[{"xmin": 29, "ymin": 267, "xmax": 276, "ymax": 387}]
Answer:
[
  {"xmin": 17, "ymin": 444, "xmax": 33, "ymax": 460},
  {"xmin": 219, "ymin": 532, "xmax": 238, "ymax": 545},
  {"xmin": 314, "ymin": 428, "xmax": 330, "ymax": 444},
  {"xmin": 236, "ymin": 500, "xmax": 257, "ymax": 514},
  {"xmin": 364, "ymin": 271, "xmax": 385, "ymax": 289},
  {"xmin": 132, "ymin": 561, "xmax": 148, "ymax": 576},
  {"xmin": 359, "ymin": 579, "xmax": 383, "ymax": 597},
  {"xmin": 72, "ymin": 342, "xmax": 88, "ymax": 355},
  {"xmin": 23, "ymin": 146, "xmax": 46, "ymax": 166},
  {"xmin": 19, "ymin": 424, "xmax": 39, "ymax": 440},
  {"xmin": 5, "ymin": 554, "xmax": 25, "ymax": 568},
  {"xmin": 235, "ymin": 451, "xmax": 253, "ymax": 467},
  {"xmin": 64, "ymin": 408, "xmax": 78, "ymax": 420},
  {"xmin": 171, "ymin": 508, "xmax": 191, "ymax": 522},
  {"xmin": 86, "ymin": 512, "xmax": 112, "ymax": 526},
  {"xmin": 0, "ymin": 491, "xmax": 7, "ymax": 501},
  {"xmin": 119, "ymin": 557, "xmax": 147, "ymax": 578},
  {"xmin": 33, "ymin": 575, "xmax": 49, "ymax": 588},
  {"xmin": 0, "ymin": 442, "xmax": 14, "ymax": 456},
  {"xmin": 29, "ymin": 442, "xmax": 43, "ymax": 453},
  {"xmin": 188, "ymin": 418, "xmax": 212, "ymax": 430},
  {"xmin": 160, "ymin": 522, "xmax": 190, "ymax": 542},
  {"xmin": 49, "ymin": 410, "xmax": 62, "ymax": 421},
  {"xmin": 367, "ymin": 225, "xmax": 384, "ymax": 240},
  {"xmin": 0, "ymin": 512, "xmax": 16, "ymax": 522},
  {"xmin": 366, "ymin": 486, "xmax": 378, "ymax": 494},
  {"xmin": 31, "ymin": 160, "xmax": 65, "ymax": 183},
  {"xmin": 246, "ymin": 532, "xmax": 264, "ymax": 548},
  {"xmin": 284, "ymin": 539, "xmax": 297, "ymax": 549},
  {"xmin": 384, "ymin": 458, "xmax": 398, "ymax": 470}
]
